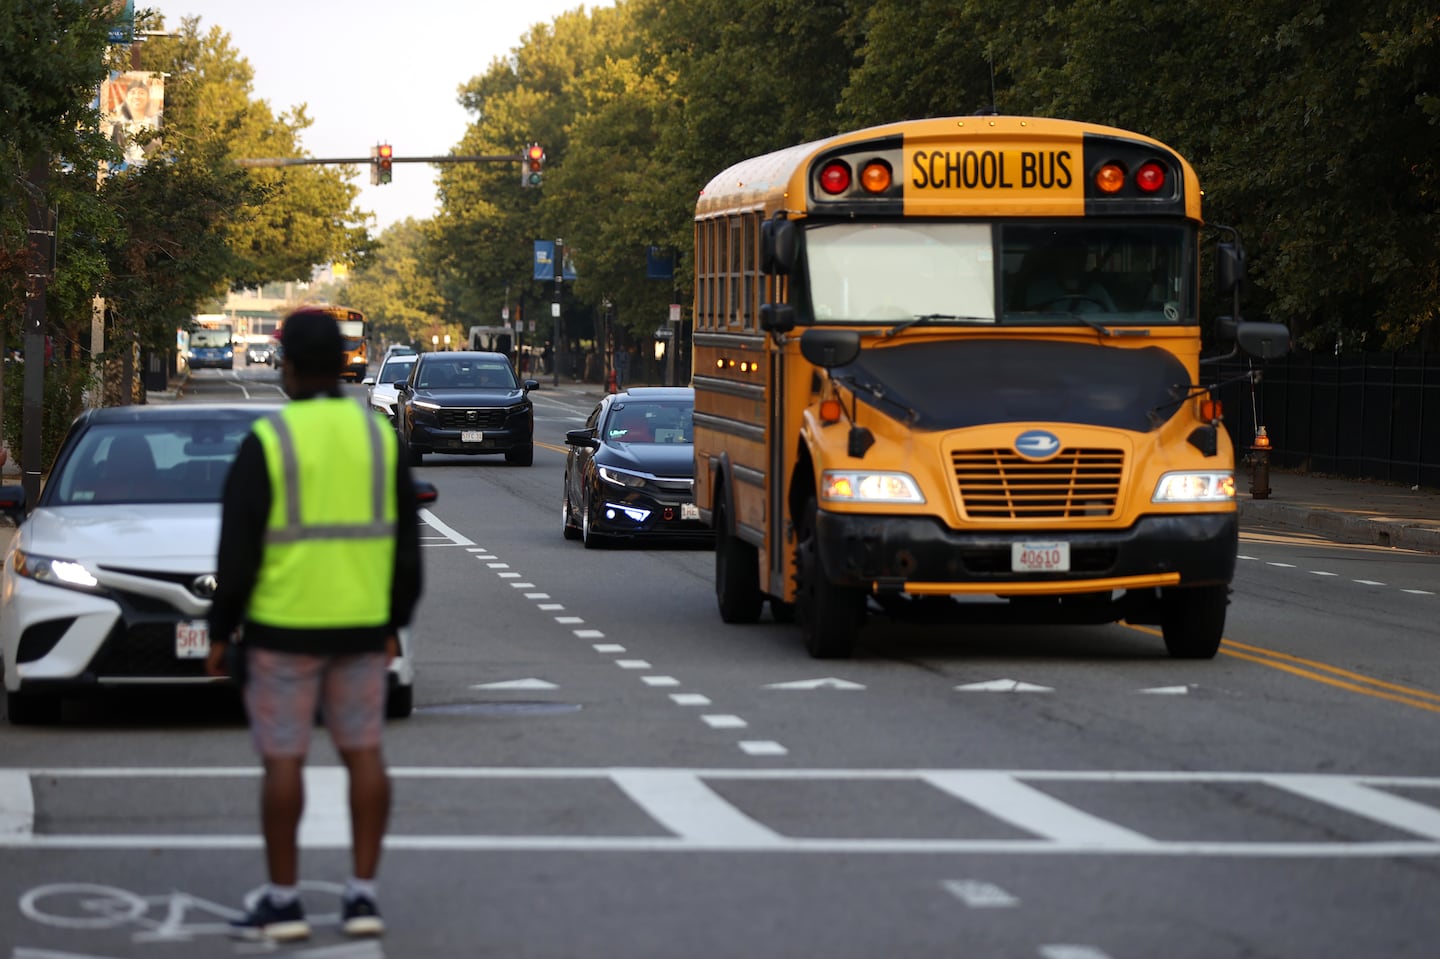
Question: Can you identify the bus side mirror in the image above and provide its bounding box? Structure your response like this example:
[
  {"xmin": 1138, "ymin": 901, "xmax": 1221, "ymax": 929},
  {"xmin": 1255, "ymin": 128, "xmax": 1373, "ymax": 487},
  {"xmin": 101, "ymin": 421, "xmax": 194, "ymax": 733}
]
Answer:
[
  {"xmin": 1236, "ymin": 322, "xmax": 1291, "ymax": 360},
  {"xmin": 1213, "ymin": 315, "xmax": 1238, "ymax": 342},
  {"xmin": 1216, "ymin": 241, "xmax": 1245, "ymax": 298},
  {"xmin": 800, "ymin": 328, "xmax": 861, "ymax": 369},
  {"xmin": 761, "ymin": 218, "xmax": 797, "ymax": 275},
  {"xmin": 760, "ymin": 303, "xmax": 796, "ymax": 333}
]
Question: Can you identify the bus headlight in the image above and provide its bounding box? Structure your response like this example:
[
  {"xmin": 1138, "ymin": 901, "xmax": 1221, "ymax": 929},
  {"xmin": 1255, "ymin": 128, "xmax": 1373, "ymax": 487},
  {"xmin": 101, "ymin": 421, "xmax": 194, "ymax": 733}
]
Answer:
[
  {"xmin": 1152, "ymin": 471, "xmax": 1235, "ymax": 503},
  {"xmin": 821, "ymin": 471, "xmax": 925, "ymax": 504}
]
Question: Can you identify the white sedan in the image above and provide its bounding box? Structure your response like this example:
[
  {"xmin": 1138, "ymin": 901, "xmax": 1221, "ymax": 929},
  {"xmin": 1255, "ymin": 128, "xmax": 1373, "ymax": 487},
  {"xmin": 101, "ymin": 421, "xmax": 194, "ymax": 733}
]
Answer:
[
  {"xmin": 0, "ymin": 404, "xmax": 422, "ymax": 725},
  {"xmin": 363, "ymin": 353, "xmax": 418, "ymax": 427}
]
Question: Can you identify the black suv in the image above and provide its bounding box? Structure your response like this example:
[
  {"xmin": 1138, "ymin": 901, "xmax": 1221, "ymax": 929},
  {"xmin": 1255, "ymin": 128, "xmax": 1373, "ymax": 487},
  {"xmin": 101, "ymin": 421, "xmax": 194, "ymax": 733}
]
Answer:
[{"xmin": 396, "ymin": 351, "xmax": 538, "ymax": 466}]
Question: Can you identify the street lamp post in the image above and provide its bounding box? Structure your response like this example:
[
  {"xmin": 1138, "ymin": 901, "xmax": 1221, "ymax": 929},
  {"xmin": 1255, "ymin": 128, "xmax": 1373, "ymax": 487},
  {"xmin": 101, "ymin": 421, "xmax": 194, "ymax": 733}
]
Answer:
[
  {"xmin": 444, "ymin": 334, "xmax": 451, "ymax": 351},
  {"xmin": 431, "ymin": 335, "xmax": 439, "ymax": 351}
]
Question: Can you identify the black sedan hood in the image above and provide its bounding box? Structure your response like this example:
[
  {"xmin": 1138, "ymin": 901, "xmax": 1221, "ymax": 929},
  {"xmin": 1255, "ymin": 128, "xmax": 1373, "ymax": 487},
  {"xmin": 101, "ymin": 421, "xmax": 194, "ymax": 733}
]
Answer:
[
  {"xmin": 595, "ymin": 441, "xmax": 696, "ymax": 477},
  {"xmin": 835, "ymin": 339, "xmax": 1193, "ymax": 433},
  {"xmin": 412, "ymin": 387, "xmax": 527, "ymax": 406}
]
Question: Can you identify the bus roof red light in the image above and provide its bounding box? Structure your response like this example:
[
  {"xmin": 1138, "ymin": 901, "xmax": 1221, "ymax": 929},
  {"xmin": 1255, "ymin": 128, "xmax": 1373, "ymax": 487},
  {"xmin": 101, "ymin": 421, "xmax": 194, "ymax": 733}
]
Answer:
[
  {"xmin": 859, "ymin": 160, "xmax": 892, "ymax": 194},
  {"xmin": 1095, "ymin": 163, "xmax": 1126, "ymax": 194},
  {"xmin": 819, "ymin": 161, "xmax": 852, "ymax": 195},
  {"xmin": 1135, "ymin": 161, "xmax": 1166, "ymax": 193}
]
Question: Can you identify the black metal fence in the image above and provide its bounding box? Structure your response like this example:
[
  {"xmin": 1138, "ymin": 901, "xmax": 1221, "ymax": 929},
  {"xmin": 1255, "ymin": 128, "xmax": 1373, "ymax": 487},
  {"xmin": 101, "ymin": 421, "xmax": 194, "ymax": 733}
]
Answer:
[{"xmin": 1215, "ymin": 352, "xmax": 1440, "ymax": 490}]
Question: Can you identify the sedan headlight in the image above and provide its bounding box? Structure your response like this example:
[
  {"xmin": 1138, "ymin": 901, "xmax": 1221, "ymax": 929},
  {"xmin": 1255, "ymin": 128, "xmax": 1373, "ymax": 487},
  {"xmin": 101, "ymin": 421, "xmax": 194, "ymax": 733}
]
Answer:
[
  {"xmin": 1152, "ymin": 471, "xmax": 1235, "ymax": 503},
  {"xmin": 12, "ymin": 548, "xmax": 104, "ymax": 593},
  {"xmin": 598, "ymin": 465, "xmax": 648, "ymax": 489},
  {"xmin": 821, "ymin": 471, "xmax": 925, "ymax": 504}
]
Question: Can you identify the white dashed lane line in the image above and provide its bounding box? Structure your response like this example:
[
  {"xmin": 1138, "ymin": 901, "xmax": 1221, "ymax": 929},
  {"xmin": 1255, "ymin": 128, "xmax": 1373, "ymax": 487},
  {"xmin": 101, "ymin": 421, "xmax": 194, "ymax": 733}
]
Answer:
[
  {"xmin": 1239, "ymin": 554, "xmax": 1436, "ymax": 596},
  {"xmin": 452, "ymin": 538, "xmax": 783, "ymax": 756}
]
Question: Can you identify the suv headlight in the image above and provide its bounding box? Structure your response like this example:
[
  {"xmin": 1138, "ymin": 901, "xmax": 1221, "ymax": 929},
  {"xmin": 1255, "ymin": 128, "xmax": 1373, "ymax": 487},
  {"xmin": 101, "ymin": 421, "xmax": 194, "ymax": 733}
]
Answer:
[
  {"xmin": 12, "ymin": 549, "xmax": 104, "ymax": 593},
  {"xmin": 1152, "ymin": 471, "xmax": 1235, "ymax": 502},
  {"xmin": 821, "ymin": 470, "xmax": 925, "ymax": 504}
]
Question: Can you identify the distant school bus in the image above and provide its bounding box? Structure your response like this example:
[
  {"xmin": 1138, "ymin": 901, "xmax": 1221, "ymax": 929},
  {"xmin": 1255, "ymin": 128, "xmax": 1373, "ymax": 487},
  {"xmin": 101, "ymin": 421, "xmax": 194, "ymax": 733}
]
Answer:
[
  {"xmin": 691, "ymin": 115, "xmax": 1289, "ymax": 660},
  {"xmin": 277, "ymin": 306, "xmax": 369, "ymax": 381}
]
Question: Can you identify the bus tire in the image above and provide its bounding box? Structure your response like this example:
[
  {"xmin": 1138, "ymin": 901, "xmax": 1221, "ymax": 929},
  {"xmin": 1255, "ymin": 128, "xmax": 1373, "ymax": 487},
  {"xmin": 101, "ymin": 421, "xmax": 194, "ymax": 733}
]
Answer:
[
  {"xmin": 795, "ymin": 497, "xmax": 864, "ymax": 659},
  {"xmin": 1160, "ymin": 585, "xmax": 1228, "ymax": 659},
  {"xmin": 714, "ymin": 501, "xmax": 762, "ymax": 624}
]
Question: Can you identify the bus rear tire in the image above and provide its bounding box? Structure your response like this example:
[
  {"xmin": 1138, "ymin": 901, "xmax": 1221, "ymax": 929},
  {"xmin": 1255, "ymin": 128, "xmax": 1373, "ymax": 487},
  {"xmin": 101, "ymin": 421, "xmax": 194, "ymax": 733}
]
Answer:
[
  {"xmin": 1161, "ymin": 585, "xmax": 1228, "ymax": 659},
  {"xmin": 715, "ymin": 502, "xmax": 763, "ymax": 624},
  {"xmin": 796, "ymin": 497, "xmax": 864, "ymax": 659}
]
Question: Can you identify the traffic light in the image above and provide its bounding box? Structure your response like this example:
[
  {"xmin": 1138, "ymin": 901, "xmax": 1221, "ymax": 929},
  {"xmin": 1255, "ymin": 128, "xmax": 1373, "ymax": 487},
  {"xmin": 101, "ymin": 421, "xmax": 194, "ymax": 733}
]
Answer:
[
  {"xmin": 377, "ymin": 143, "xmax": 393, "ymax": 185},
  {"xmin": 521, "ymin": 142, "xmax": 544, "ymax": 188}
]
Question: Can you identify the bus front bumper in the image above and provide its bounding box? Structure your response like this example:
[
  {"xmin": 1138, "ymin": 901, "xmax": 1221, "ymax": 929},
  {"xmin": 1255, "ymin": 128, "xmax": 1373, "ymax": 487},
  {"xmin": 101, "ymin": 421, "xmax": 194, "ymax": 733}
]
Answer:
[{"xmin": 815, "ymin": 511, "xmax": 1238, "ymax": 595}]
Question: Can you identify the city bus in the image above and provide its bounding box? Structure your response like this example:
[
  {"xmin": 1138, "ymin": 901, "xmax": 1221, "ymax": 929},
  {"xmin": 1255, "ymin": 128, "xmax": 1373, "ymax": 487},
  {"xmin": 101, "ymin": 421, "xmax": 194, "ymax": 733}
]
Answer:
[
  {"xmin": 275, "ymin": 306, "xmax": 369, "ymax": 381},
  {"xmin": 691, "ymin": 115, "xmax": 1289, "ymax": 660},
  {"xmin": 187, "ymin": 317, "xmax": 234, "ymax": 370}
]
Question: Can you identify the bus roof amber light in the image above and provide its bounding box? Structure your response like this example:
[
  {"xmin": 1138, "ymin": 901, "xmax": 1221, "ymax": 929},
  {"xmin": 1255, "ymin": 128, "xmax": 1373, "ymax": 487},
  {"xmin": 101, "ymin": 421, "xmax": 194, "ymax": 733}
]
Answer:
[
  {"xmin": 819, "ymin": 398, "xmax": 842, "ymax": 423},
  {"xmin": 1135, "ymin": 161, "xmax": 1167, "ymax": 194},
  {"xmin": 859, "ymin": 161, "xmax": 892, "ymax": 194},
  {"xmin": 1095, "ymin": 163, "xmax": 1126, "ymax": 194},
  {"xmin": 818, "ymin": 161, "xmax": 852, "ymax": 195}
]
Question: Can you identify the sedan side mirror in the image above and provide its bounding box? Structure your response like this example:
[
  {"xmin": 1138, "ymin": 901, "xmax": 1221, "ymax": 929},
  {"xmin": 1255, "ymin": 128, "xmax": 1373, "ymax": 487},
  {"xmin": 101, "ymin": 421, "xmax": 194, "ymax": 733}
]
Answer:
[
  {"xmin": 565, "ymin": 428, "xmax": 600, "ymax": 449},
  {"xmin": 524, "ymin": 379, "xmax": 540, "ymax": 392},
  {"xmin": 413, "ymin": 479, "xmax": 438, "ymax": 504},
  {"xmin": 362, "ymin": 376, "xmax": 375, "ymax": 386}
]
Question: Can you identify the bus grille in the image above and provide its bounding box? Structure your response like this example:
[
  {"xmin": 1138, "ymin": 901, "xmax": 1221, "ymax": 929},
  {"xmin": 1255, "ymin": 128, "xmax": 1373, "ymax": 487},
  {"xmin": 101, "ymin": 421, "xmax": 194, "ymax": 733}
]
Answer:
[{"xmin": 951, "ymin": 448, "xmax": 1125, "ymax": 519}]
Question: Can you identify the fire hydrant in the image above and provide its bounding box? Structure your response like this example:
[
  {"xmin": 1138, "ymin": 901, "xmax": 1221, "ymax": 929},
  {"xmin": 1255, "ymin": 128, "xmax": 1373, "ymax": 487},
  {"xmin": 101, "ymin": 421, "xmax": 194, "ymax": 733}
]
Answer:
[
  {"xmin": 1249, "ymin": 426, "xmax": 1271, "ymax": 500},
  {"xmin": 606, "ymin": 369, "xmax": 618, "ymax": 394}
]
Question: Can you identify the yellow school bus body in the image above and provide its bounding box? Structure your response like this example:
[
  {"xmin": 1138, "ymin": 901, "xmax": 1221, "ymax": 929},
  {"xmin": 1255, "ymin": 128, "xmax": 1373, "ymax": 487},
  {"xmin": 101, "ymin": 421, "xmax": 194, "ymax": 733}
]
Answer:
[{"xmin": 693, "ymin": 116, "xmax": 1256, "ymax": 659}]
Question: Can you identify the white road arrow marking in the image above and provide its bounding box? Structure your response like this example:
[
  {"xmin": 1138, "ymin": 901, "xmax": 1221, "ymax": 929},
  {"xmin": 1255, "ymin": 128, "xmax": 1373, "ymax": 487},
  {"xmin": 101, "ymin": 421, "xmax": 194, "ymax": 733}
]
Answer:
[
  {"xmin": 471, "ymin": 678, "xmax": 559, "ymax": 690},
  {"xmin": 954, "ymin": 679, "xmax": 1054, "ymax": 692},
  {"xmin": 763, "ymin": 678, "xmax": 866, "ymax": 690},
  {"xmin": 942, "ymin": 879, "xmax": 1019, "ymax": 907},
  {"xmin": 1139, "ymin": 685, "xmax": 1191, "ymax": 695}
]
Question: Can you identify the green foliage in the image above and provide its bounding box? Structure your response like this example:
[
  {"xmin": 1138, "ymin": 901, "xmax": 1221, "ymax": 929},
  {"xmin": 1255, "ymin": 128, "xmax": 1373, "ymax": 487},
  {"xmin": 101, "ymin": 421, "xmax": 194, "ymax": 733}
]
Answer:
[
  {"xmin": 2, "ymin": 359, "xmax": 92, "ymax": 473},
  {"xmin": 342, "ymin": 219, "xmax": 446, "ymax": 347}
]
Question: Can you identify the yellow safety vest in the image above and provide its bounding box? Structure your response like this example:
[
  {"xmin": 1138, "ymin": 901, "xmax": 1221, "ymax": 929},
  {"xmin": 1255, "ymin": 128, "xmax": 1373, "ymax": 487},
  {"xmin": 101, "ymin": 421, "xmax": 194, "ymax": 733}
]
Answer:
[{"xmin": 247, "ymin": 398, "xmax": 398, "ymax": 630}]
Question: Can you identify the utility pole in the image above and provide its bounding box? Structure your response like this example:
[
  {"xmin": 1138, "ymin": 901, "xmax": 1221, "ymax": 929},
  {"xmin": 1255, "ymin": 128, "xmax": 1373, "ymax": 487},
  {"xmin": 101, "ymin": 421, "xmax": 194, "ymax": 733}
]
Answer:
[
  {"xmin": 21, "ymin": 155, "xmax": 54, "ymax": 503},
  {"xmin": 552, "ymin": 237, "xmax": 563, "ymax": 387}
]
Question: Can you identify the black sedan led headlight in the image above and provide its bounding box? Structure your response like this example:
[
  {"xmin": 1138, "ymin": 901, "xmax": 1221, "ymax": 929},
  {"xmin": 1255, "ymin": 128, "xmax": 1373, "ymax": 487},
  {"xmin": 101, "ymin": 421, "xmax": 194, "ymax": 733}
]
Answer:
[{"xmin": 598, "ymin": 465, "xmax": 649, "ymax": 489}]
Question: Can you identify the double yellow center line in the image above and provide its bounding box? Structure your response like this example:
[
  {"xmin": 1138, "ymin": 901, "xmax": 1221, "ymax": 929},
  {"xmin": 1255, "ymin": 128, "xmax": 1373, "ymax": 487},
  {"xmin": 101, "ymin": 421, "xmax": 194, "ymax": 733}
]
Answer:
[{"xmin": 1218, "ymin": 639, "xmax": 1440, "ymax": 715}]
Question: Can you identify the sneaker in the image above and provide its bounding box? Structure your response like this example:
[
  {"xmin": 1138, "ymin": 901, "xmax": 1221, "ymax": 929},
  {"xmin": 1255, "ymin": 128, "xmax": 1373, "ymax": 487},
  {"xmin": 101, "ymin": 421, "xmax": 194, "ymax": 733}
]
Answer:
[
  {"xmin": 342, "ymin": 894, "xmax": 386, "ymax": 937},
  {"xmin": 229, "ymin": 895, "xmax": 310, "ymax": 942}
]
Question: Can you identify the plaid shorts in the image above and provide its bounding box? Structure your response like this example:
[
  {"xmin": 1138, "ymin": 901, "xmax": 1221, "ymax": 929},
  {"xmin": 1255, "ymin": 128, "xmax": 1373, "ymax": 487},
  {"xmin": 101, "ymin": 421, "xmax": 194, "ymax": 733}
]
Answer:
[{"xmin": 242, "ymin": 648, "xmax": 388, "ymax": 757}]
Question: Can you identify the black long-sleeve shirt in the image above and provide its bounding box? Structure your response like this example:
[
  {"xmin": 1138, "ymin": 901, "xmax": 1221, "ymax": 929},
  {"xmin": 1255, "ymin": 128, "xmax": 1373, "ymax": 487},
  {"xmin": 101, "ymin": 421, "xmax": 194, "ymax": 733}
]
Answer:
[{"xmin": 208, "ymin": 393, "xmax": 423, "ymax": 655}]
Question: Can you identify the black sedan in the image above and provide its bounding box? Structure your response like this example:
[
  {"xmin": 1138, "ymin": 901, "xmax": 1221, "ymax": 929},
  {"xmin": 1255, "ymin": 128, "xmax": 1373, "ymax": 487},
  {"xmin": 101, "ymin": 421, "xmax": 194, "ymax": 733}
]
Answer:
[
  {"xmin": 397, "ymin": 351, "xmax": 538, "ymax": 466},
  {"xmin": 562, "ymin": 387, "xmax": 711, "ymax": 548}
]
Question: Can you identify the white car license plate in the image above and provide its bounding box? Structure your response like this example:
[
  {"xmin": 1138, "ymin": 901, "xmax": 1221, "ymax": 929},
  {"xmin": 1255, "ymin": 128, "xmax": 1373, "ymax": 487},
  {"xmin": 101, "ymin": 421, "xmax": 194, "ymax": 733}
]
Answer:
[
  {"xmin": 461, "ymin": 430, "xmax": 484, "ymax": 443},
  {"xmin": 681, "ymin": 503, "xmax": 699, "ymax": 520},
  {"xmin": 176, "ymin": 620, "xmax": 209, "ymax": 659},
  {"xmin": 1012, "ymin": 541, "xmax": 1070, "ymax": 572}
]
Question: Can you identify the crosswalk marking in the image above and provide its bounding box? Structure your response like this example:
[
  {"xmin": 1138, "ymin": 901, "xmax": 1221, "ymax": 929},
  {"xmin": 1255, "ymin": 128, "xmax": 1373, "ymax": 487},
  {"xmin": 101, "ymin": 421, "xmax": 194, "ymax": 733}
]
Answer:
[{"xmin": 3, "ymin": 767, "xmax": 1439, "ymax": 857}]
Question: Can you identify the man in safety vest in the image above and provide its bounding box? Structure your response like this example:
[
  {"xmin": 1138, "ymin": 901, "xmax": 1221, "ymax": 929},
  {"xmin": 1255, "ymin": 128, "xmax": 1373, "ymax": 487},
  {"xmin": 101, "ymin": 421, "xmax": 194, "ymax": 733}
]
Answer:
[{"xmin": 207, "ymin": 307, "xmax": 424, "ymax": 942}]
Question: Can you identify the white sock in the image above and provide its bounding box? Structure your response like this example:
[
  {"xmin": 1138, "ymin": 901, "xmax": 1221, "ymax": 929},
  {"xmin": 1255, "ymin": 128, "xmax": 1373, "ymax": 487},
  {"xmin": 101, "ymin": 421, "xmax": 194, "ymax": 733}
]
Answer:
[
  {"xmin": 267, "ymin": 884, "xmax": 299, "ymax": 907},
  {"xmin": 345, "ymin": 877, "xmax": 378, "ymax": 903}
]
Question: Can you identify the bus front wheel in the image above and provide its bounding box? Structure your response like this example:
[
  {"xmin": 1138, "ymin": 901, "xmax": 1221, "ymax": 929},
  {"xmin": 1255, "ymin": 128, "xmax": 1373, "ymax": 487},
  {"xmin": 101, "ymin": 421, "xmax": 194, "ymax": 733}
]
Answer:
[
  {"xmin": 1160, "ymin": 585, "xmax": 1228, "ymax": 659},
  {"xmin": 714, "ymin": 500, "xmax": 763, "ymax": 624},
  {"xmin": 795, "ymin": 497, "xmax": 864, "ymax": 659}
]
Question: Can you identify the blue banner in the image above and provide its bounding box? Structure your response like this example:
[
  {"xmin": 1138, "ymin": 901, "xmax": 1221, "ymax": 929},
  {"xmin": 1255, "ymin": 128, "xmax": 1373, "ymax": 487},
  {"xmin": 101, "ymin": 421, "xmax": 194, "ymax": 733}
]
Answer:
[
  {"xmin": 108, "ymin": 1, "xmax": 135, "ymax": 43},
  {"xmin": 533, "ymin": 240, "xmax": 577, "ymax": 281},
  {"xmin": 646, "ymin": 245, "xmax": 675, "ymax": 281}
]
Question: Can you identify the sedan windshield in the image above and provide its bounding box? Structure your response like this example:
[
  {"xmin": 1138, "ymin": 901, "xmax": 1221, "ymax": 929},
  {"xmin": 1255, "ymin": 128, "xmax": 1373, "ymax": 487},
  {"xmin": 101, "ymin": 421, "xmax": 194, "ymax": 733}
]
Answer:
[
  {"xmin": 49, "ymin": 419, "xmax": 258, "ymax": 506},
  {"xmin": 379, "ymin": 358, "xmax": 416, "ymax": 383}
]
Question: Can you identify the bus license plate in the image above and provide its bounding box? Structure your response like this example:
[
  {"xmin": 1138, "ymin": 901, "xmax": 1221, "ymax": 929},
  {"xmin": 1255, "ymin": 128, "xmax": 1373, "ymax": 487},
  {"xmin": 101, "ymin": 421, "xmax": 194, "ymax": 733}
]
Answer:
[
  {"xmin": 681, "ymin": 503, "xmax": 699, "ymax": 520},
  {"xmin": 1012, "ymin": 541, "xmax": 1070, "ymax": 572},
  {"xmin": 176, "ymin": 620, "xmax": 209, "ymax": 659},
  {"xmin": 461, "ymin": 430, "xmax": 484, "ymax": 443}
]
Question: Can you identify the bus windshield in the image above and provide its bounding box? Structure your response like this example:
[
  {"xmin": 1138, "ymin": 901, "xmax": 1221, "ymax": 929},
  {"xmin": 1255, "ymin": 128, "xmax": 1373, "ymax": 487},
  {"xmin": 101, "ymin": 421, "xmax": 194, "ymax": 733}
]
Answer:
[
  {"xmin": 190, "ymin": 329, "xmax": 232, "ymax": 348},
  {"xmin": 802, "ymin": 221, "xmax": 1193, "ymax": 327}
]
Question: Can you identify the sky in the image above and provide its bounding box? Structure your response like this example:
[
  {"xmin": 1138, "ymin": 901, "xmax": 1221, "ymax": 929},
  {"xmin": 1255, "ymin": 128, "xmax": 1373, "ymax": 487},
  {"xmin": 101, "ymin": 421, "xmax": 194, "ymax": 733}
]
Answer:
[{"xmin": 159, "ymin": 1, "xmax": 612, "ymax": 233}]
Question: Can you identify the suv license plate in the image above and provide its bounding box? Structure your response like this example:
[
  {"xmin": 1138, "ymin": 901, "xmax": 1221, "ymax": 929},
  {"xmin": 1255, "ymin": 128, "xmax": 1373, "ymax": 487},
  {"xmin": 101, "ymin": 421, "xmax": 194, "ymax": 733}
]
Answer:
[
  {"xmin": 461, "ymin": 430, "xmax": 484, "ymax": 442},
  {"xmin": 1012, "ymin": 541, "xmax": 1070, "ymax": 572},
  {"xmin": 176, "ymin": 620, "xmax": 210, "ymax": 659},
  {"xmin": 681, "ymin": 503, "xmax": 699, "ymax": 520}
]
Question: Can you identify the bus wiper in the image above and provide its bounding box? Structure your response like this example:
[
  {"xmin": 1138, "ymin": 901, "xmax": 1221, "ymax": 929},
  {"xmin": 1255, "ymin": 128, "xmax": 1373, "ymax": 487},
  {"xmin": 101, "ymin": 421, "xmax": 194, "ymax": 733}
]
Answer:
[
  {"xmin": 832, "ymin": 373, "xmax": 921, "ymax": 424},
  {"xmin": 883, "ymin": 313, "xmax": 993, "ymax": 338}
]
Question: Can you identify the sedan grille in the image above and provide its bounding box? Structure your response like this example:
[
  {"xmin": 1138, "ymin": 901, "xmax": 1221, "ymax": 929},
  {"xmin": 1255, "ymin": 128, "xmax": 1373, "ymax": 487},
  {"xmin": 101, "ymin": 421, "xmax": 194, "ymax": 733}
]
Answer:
[
  {"xmin": 437, "ymin": 408, "xmax": 509, "ymax": 429},
  {"xmin": 89, "ymin": 622, "xmax": 208, "ymax": 679},
  {"xmin": 952, "ymin": 448, "xmax": 1125, "ymax": 519}
]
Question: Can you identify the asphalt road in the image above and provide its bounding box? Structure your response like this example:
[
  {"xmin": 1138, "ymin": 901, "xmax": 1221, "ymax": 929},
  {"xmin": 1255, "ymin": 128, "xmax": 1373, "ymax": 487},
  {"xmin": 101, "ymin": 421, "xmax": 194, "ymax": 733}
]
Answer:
[{"xmin": 3, "ymin": 365, "xmax": 1439, "ymax": 958}]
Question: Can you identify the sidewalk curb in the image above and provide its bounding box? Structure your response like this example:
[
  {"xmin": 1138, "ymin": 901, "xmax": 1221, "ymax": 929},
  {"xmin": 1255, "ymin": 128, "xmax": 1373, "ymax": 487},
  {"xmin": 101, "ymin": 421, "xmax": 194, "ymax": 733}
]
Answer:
[{"xmin": 1239, "ymin": 499, "xmax": 1440, "ymax": 553}]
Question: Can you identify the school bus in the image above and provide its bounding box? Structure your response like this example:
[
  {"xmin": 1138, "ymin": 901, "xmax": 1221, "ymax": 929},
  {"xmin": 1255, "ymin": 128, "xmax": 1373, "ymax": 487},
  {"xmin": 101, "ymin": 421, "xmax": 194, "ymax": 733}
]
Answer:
[
  {"xmin": 692, "ymin": 115, "xmax": 1289, "ymax": 660},
  {"xmin": 277, "ymin": 306, "xmax": 369, "ymax": 381}
]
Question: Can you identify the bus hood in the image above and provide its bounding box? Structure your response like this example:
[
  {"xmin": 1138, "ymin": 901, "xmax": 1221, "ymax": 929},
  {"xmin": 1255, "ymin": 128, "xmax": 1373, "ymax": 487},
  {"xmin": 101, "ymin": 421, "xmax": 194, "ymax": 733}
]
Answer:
[{"xmin": 835, "ymin": 339, "xmax": 1192, "ymax": 433}]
